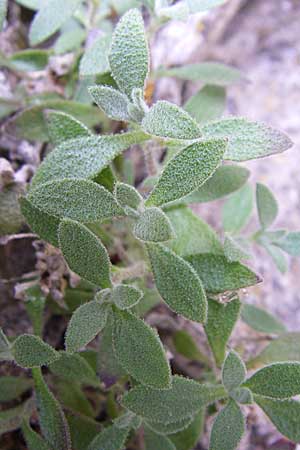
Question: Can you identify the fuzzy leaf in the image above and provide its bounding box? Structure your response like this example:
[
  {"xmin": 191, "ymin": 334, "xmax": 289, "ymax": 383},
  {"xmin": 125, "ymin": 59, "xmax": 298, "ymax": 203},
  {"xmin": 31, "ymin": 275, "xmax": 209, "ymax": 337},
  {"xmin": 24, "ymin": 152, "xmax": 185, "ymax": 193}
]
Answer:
[
  {"xmin": 115, "ymin": 182, "xmax": 143, "ymax": 210},
  {"xmin": 256, "ymin": 183, "xmax": 278, "ymax": 229},
  {"xmin": 109, "ymin": 9, "xmax": 149, "ymax": 98},
  {"xmin": 202, "ymin": 117, "xmax": 293, "ymax": 161},
  {"xmin": 157, "ymin": 62, "xmax": 241, "ymax": 86},
  {"xmin": 184, "ymin": 85, "xmax": 226, "ymax": 124},
  {"xmin": 169, "ymin": 410, "xmax": 204, "ymax": 450},
  {"xmin": 30, "ymin": 132, "xmax": 147, "ymax": 188},
  {"xmin": 173, "ymin": 330, "xmax": 206, "ymax": 363},
  {"xmin": 183, "ymin": 165, "xmax": 250, "ymax": 204},
  {"xmin": 65, "ymin": 301, "xmax": 110, "ymax": 353},
  {"xmin": 147, "ymin": 243, "xmax": 207, "ymax": 323},
  {"xmin": 133, "ymin": 207, "xmax": 175, "ymax": 242},
  {"xmin": 28, "ymin": 179, "xmax": 124, "ymax": 222},
  {"xmin": 5, "ymin": 100, "xmax": 105, "ymax": 141},
  {"xmin": 20, "ymin": 197, "xmax": 60, "ymax": 247},
  {"xmin": 262, "ymin": 242, "xmax": 288, "ymax": 273},
  {"xmin": 142, "ymin": 100, "xmax": 201, "ymax": 140},
  {"xmin": 45, "ymin": 110, "xmax": 91, "ymax": 145},
  {"xmin": 79, "ymin": 35, "xmax": 111, "ymax": 76},
  {"xmin": 123, "ymin": 376, "xmax": 226, "ymax": 423},
  {"xmin": 12, "ymin": 334, "xmax": 59, "ymax": 368},
  {"xmin": 222, "ymin": 184, "xmax": 253, "ymax": 234},
  {"xmin": 32, "ymin": 368, "xmax": 71, "ymax": 450},
  {"xmin": 87, "ymin": 424, "xmax": 129, "ymax": 450},
  {"xmin": 146, "ymin": 416, "xmax": 193, "ymax": 436},
  {"xmin": 204, "ymin": 297, "xmax": 241, "ymax": 367},
  {"xmin": 222, "ymin": 350, "xmax": 246, "ymax": 392},
  {"xmin": 243, "ymin": 362, "xmax": 300, "ymax": 398},
  {"xmin": 112, "ymin": 284, "xmax": 143, "ymax": 310},
  {"xmin": 89, "ymin": 85, "xmax": 131, "ymax": 121},
  {"xmin": 0, "ymin": 377, "xmax": 32, "ymax": 402},
  {"xmin": 49, "ymin": 352, "xmax": 100, "ymax": 386},
  {"xmin": 209, "ymin": 400, "xmax": 245, "ymax": 450},
  {"xmin": 146, "ymin": 139, "xmax": 227, "ymax": 206},
  {"xmin": 24, "ymin": 285, "xmax": 46, "ymax": 337},
  {"xmin": 224, "ymin": 234, "xmax": 250, "ymax": 262},
  {"xmin": 114, "ymin": 411, "xmax": 141, "ymax": 430},
  {"xmin": 186, "ymin": 253, "xmax": 260, "ymax": 294},
  {"xmin": 144, "ymin": 426, "xmax": 176, "ymax": 450},
  {"xmin": 112, "ymin": 309, "xmax": 171, "ymax": 388},
  {"xmin": 187, "ymin": 0, "xmax": 227, "ymax": 13},
  {"xmin": 54, "ymin": 23, "xmax": 85, "ymax": 55},
  {"xmin": 273, "ymin": 231, "xmax": 300, "ymax": 257},
  {"xmin": 59, "ymin": 219, "xmax": 111, "ymax": 287},
  {"xmin": 246, "ymin": 333, "xmax": 300, "ymax": 369},
  {"xmin": 254, "ymin": 396, "xmax": 300, "ymax": 442},
  {"xmin": 9, "ymin": 49, "xmax": 49, "ymax": 72},
  {"xmin": 230, "ymin": 387, "xmax": 253, "ymax": 405},
  {"xmin": 22, "ymin": 420, "xmax": 51, "ymax": 450},
  {"xmin": 29, "ymin": 0, "xmax": 81, "ymax": 45},
  {"xmin": 166, "ymin": 206, "xmax": 223, "ymax": 257},
  {"xmin": 241, "ymin": 304, "xmax": 286, "ymax": 335}
]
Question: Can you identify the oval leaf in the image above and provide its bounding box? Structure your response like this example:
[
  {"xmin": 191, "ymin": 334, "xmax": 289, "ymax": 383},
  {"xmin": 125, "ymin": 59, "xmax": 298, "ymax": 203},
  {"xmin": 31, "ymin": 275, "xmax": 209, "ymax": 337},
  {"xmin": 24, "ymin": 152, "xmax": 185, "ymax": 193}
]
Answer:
[
  {"xmin": 222, "ymin": 350, "xmax": 246, "ymax": 392},
  {"xmin": 222, "ymin": 184, "xmax": 253, "ymax": 234},
  {"xmin": 44, "ymin": 110, "xmax": 91, "ymax": 145},
  {"xmin": 112, "ymin": 284, "xmax": 143, "ymax": 310},
  {"xmin": 133, "ymin": 207, "xmax": 175, "ymax": 242},
  {"xmin": 209, "ymin": 400, "xmax": 245, "ymax": 450},
  {"xmin": 144, "ymin": 426, "xmax": 176, "ymax": 450},
  {"xmin": 12, "ymin": 334, "xmax": 59, "ymax": 368},
  {"xmin": 87, "ymin": 424, "xmax": 129, "ymax": 450},
  {"xmin": 256, "ymin": 183, "xmax": 278, "ymax": 229},
  {"xmin": 241, "ymin": 304, "xmax": 286, "ymax": 335},
  {"xmin": 147, "ymin": 243, "xmax": 207, "ymax": 323},
  {"xmin": 184, "ymin": 84, "xmax": 226, "ymax": 124},
  {"xmin": 49, "ymin": 352, "xmax": 100, "ymax": 386},
  {"xmin": 89, "ymin": 85, "xmax": 130, "ymax": 122}
]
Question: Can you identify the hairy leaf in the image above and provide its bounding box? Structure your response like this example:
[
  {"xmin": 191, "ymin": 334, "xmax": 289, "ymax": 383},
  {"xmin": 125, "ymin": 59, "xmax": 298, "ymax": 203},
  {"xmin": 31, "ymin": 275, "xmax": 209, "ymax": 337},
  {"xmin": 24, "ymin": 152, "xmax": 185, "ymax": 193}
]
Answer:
[
  {"xmin": 204, "ymin": 297, "xmax": 241, "ymax": 367},
  {"xmin": 146, "ymin": 139, "xmax": 227, "ymax": 206},
  {"xmin": 79, "ymin": 35, "xmax": 111, "ymax": 76},
  {"xmin": 12, "ymin": 334, "xmax": 59, "ymax": 368},
  {"xmin": 28, "ymin": 179, "xmax": 124, "ymax": 222},
  {"xmin": 87, "ymin": 424, "xmax": 129, "ymax": 450},
  {"xmin": 112, "ymin": 309, "xmax": 171, "ymax": 388},
  {"xmin": 29, "ymin": 0, "xmax": 81, "ymax": 45},
  {"xmin": 32, "ymin": 368, "xmax": 71, "ymax": 450},
  {"xmin": 146, "ymin": 416, "xmax": 193, "ymax": 436},
  {"xmin": 49, "ymin": 352, "xmax": 100, "ymax": 386},
  {"xmin": 112, "ymin": 284, "xmax": 143, "ymax": 310},
  {"xmin": 169, "ymin": 410, "xmax": 204, "ymax": 450},
  {"xmin": 20, "ymin": 197, "xmax": 60, "ymax": 246},
  {"xmin": 184, "ymin": 85, "xmax": 225, "ymax": 124},
  {"xmin": 115, "ymin": 182, "xmax": 143, "ymax": 210},
  {"xmin": 256, "ymin": 183, "xmax": 278, "ymax": 229},
  {"xmin": 222, "ymin": 184, "xmax": 253, "ymax": 234},
  {"xmin": 224, "ymin": 234, "xmax": 250, "ymax": 262},
  {"xmin": 222, "ymin": 350, "xmax": 246, "ymax": 392},
  {"xmin": 230, "ymin": 387, "xmax": 253, "ymax": 405},
  {"xmin": 173, "ymin": 330, "xmax": 206, "ymax": 363},
  {"xmin": 24, "ymin": 285, "xmax": 46, "ymax": 337},
  {"xmin": 114, "ymin": 411, "xmax": 141, "ymax": 430},
  {"xmin": 0, "ymin": 377, "xmax": 32, "ymax": 402},
  {"xmin": 243, "ymin": 362, "xmax": 300, "ymax": 398},
  {"xmin": 183, "ymin": 165, "xmax": 250, "ymax": 203},
  {"xmin": 166, "ymin": 206, "xmax": 223, "ymax": 257},
  {"xmin": 254, "ymin": 396, "xmax": 300, "ymax": 442},
  {"xmin": 123, "ymin": 376, "xmax": 226, "ymax": 423},
  {"xmin": 31, "ymin": 132, "xmax": 147, "ymax": 188},
  {"xmin": 142, "ymin": 100, "xmax": 201, "ymax": 140},
  {"xmin": 45, "ymin": 110, "xmax": 91, "ymax": 145},
  {"xmin": 157, "ymin": 62, "xmax": 242, "ymax": 86},
  {"xmin": 133, "ymin": 207, "xmax": 175, "ymax": 242},
  {"xmin": 54, "ymin": 23, "xmax": 85, "ymax": 55},
  {"xmin": 247, "ymin": 333, "xmax": 300, "ymax": 369},
  {"xmin": 89, "ymin": 85, "xmax": 131, "ymax": 121},
  {"xmin": 241, "ymin": 304, "xmax": 286, "ymax": 335},
  {"xmin": 186, "ymin": 254, "xmax": 260, "ymax": 294},
  {"xmin": 144, "ymin": 426, "xmax": 176, "ymax": 450},
  {"xmin": 273, "ymin": 231, "xmax": 300, "ymax": 257},
  {"xmin": 22, "ymin": 420, "xmax": 51, "ymax": 450},
  {"xmin": 109, "ymin": 9, "xmax": 149, "ymax": 98},
  {"xmin": 202, "ymin": 117, "xmax": 293, "ymax": 161},
  {"xmin": 209, "ymin": 400, "xmax": 245, "ymax": 450},
  {"xmin": 147, "ymin": 243, "xmax": 207, "ymax": 323},
  {"xmin": 65, "ymin": 301, "xmax": 110, "ymax": 353},
  {"xmin": 59, "ymin": 219, "xmax": 111, "ymax": 287}
]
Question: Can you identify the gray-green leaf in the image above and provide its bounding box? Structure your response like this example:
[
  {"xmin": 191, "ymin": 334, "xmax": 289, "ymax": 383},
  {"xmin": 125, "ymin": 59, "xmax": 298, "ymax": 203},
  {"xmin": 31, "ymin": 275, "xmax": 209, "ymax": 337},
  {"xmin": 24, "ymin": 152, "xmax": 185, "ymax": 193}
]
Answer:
[
  {"xmin": 133, "ymin": 207, "xmax": 175, "ymax": 242},
  {"xmin": 146, "ymin": 139, "xmax": 227, "ymax": 206},
  {"xmin": 222, "ymin": 184, "xmax": 253, "ymax": 234},
  {"xmin": 28, "ymin": 179, "xmax": 124, "ymax": 222},
  {"xmin": 142, "ymin": 100, "xmax": 201, "ymax": 140},
  {"xmin": 22, "ymin": 420, "xmax": 51, "ymax": 450},
  {"xmin": 169, "ymin": 410, "xmax": 204, "ymax": 450},
  {"xmin": 273, "ymin": 231, "xmax": 300, "ymax": 257},
  {"xmin": 79, "ymin": 35, "xmax": 111, "ymax": 77},
  {"xmin": 112, "ymin": 309, "xmax": 171, "ymax": 389},
  {"xmin": 89, "ymin": 85, "xmax": 131, "ymax": 121},
  {"xmin": 0, "ymin": 377, "xmax": 32, "ymax": 402},
  {"xmin": 184, "ymin": 85, "xmax": 226, "ymax": 124},
  {"xmin": 222, "ymin": 350, "xmax": 246, "ymax": 392},
  {"xmin": 0, "ymin": 327, "xmax": 13, "ymax": 361},
  {"xmin": 144, "ymin": 426, "xmax": 176, "ymax": 450},
  {"xmin": 224, "ymin": 234, "xmax": 250, "ymax": 262},
  {"xmin": 112, "ymin": 284, "xmax": 143, "ymax": 310},
  {"xmin": 109, "ymin": 9, "xmax": 149, "ymax": 98},
  {"xmin": 256, "ymin": 183, "xmax": 278, "ymax": 229},
  {"xmin": 49, "ymin": 352, "xmax": 100, "ymax": 387},
  {"xmin": 202, "ymin": 117, "xmax": 293, "ymax": 161},
  {"xmin": 147, "ymin": 243, "xmax": 207, "ymax": 323},
  {"xmin": 114, "ymin": 182, "xmax": 143, "ymax": 210},
  {"xmin": 12, "ymin": 334, "xmax": 59, "ymax": 368},
  {"xmin": 209, "ymin": 400, "xmax": 245, "ymax": 450},
  {"xmin": 241, "ymin": 303, "xmax": 286, "ymax": 335},
  {"xmin": 44, "ymin": 110, "xmax": 91, "ymax": 145},
  {"xmin": 59, "ymin": 219, "xmax": 111, "ymax": 287},
  {"xmin": 87, "ymin": 424, "xmax": 129, "ymax": 450},
  {"xmin": 65, "ymin": 301, "xmax": 110, "ymax": 353}
]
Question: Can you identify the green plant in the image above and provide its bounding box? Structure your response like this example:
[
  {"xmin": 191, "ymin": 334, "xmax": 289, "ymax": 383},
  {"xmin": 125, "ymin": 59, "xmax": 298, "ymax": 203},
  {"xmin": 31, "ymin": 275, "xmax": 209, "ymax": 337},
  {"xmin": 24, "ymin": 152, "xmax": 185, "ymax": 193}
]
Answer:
[{"xmin": 1, "ymin": 3, "xmax": 300, "ymax": 450}]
